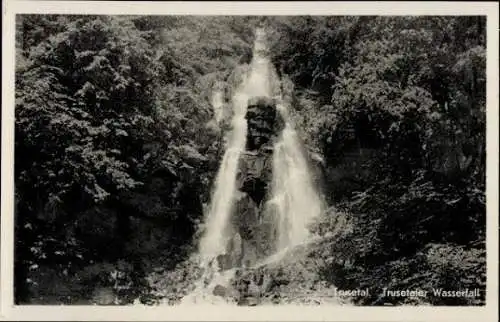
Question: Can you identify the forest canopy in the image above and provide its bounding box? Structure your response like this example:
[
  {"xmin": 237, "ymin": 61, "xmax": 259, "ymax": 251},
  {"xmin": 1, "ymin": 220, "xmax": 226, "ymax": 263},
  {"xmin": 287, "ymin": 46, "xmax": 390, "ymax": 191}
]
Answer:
[{"xmin": 14, "ymin": 15, "xmax": 486, "ymax": 305}]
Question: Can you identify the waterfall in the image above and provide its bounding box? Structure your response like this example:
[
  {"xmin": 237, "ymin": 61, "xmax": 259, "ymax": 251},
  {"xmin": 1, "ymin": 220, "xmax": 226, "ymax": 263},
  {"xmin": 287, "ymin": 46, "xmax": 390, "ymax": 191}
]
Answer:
[
  {"xmin": 211, "ymin": 85, "xmax": 224, "ymax": 125},
  {"xmin": 179, "ymin": 26, "xmax": 325, "ymax": 305},
  {"xmin": 198, "ymin": 27, "xmax": 278, "ymax": 262},
  {"xmin": 269, "ymin": 105, "xmax": 324, "ymax": 251},
  {"xmin": 198, "ymin": 93, "xmax": 246, "ymax": 261},
  {"xmin": 180, "ymin": 28, "xmax": 280, "ymax": 304}
]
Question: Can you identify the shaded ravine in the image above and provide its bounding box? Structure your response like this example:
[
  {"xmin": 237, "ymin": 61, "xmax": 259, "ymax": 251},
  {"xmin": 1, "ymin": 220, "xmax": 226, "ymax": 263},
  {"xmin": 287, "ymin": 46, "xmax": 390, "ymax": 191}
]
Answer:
[{"xmin": 178, "ymin": 27, "xmax": 340, "ymax": 305}]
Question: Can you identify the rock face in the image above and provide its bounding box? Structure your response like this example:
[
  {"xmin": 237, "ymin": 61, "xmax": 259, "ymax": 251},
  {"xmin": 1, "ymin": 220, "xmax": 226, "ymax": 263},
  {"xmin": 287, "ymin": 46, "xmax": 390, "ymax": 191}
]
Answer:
[
  {"xmin": 212, "ymin": 284, "xmax": 227, "ymax": 297},
  {"xmin": 245, "ymin": 96, "xmax": 280, "ymax": 151},
  {"xmin": 224, "ymin": 96, "xmax": 284, "ymax": 268}
]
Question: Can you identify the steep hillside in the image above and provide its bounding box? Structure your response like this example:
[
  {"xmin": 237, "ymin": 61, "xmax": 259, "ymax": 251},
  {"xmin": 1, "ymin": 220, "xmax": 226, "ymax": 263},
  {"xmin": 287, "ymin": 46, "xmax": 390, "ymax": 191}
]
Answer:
[{"xmin": 14, "ymin": 15, "xmax": 486, "ymax": 305}]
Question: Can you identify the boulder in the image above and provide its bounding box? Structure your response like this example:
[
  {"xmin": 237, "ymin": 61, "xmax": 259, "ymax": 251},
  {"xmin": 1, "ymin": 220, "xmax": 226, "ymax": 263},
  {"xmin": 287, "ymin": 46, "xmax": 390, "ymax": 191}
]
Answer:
[
  {"xmin": 226, "ymin": 233, "xmax": 243, "ymax": 268},
  {"xmin": 237, "ymin": 296, "xmax": 260, "ymax": 306},
  {"xmin": 238, "ymin": 152, "xmax": 273, "ymax": 187},
  {"xmin": 215, "ymin": 254, "xmax": 232, "ymax": 271},
  {"xmin": 212, "ymin": 284, "xmax": 227, "ymax": 297},
  {"xmin": 245, "ymin": 96, "xmax": 279, "ymax": 151},
  {"xmin": 233, "ymin": 193, "xmax": 260, "ymax": 239},
  {"xmin": 247, "ymin": 280, "xmax": 261, "ymax": 298}
]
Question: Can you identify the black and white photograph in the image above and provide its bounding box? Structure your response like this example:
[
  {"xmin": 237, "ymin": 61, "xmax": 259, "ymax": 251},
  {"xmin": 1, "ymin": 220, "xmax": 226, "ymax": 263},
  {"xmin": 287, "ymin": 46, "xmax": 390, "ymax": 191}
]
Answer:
[{"xmin": 1, "ymin": 1, "xmax": 499, "ymax": 321}]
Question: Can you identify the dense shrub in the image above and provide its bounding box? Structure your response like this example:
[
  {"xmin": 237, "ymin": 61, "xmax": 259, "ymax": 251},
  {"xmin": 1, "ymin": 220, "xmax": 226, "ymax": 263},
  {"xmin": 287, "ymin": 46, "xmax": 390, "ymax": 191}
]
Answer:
[{"xmin": 14, "ymin": 15, "xmax": 485, "ymax": 305}]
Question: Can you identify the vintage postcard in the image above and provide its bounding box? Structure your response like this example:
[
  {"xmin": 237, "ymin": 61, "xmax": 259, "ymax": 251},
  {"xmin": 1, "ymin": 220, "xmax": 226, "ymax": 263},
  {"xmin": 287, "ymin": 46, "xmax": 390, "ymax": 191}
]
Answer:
[{"xmin": 1, "ymin": 1, "xmax": 499, "ymax": 321}]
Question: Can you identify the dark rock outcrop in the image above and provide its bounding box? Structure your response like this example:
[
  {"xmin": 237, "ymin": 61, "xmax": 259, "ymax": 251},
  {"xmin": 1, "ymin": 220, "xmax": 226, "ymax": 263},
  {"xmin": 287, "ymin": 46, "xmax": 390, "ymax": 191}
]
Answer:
[
  {"xmin": 224, "ymin": 96, "xmax": 283, "ymax": 268},
  {"xmin": 245, "ymin": 96, "xmax": 280, "ymax": 151},
  {"xmin": 237, "ymin": 296, "xmax": 260, "ymax": 306},
  {"xmin": 212, "ymin": 284, "xmax": 227, "ymax": 297}
]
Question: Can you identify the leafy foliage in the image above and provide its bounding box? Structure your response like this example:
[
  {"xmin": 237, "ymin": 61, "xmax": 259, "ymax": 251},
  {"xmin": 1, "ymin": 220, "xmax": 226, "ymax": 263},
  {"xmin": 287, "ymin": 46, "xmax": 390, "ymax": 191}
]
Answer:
[
  {"xmin": 15, "ymin": 14, "xmax": 253, "ymax": 304},
  {"xmin": 14, "ymin": 15, "xmax": 486, "ymax": 305},
  {"xmin": 284, "ymin": 16, "xmax": 486, "ymax": 305}
]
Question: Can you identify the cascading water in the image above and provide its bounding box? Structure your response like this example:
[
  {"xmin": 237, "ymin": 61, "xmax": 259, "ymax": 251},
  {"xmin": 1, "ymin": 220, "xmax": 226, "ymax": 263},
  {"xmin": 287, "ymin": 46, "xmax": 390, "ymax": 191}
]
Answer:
[
  {"xmin": 198, "ymin": 27, "xmax": 278, "ymax": 263},
  {"xmin": 268, "ymin": 103, "xmax": 324, "ymax": 252},
  {"xmin": 197, "ymin": 95, "xmax": 246, "ymax": 261},
  {"xmin": 179, "ymin": 26, "xmax": 325, "ymax": 305},
  {"xmin": 211, "ymin": 84, "xmax": 224, "ymax": 125},
  {"xmin": 180, "ymin": 27, "xmax": 280, "ymax": 304}
]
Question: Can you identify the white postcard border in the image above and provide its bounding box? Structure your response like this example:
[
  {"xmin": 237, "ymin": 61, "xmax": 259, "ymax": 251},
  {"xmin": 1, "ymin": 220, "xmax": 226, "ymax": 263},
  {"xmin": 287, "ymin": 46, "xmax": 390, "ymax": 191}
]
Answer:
[{"xmin": 2, "ymin": 1, "xmax": 498, "ymax": 321}]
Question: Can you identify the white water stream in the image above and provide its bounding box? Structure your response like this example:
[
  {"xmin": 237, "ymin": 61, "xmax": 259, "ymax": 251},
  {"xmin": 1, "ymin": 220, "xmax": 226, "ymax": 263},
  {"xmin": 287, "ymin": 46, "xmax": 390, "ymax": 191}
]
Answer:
[
  {"xmin": 181, "ymin": 27, "xmax": 324, "ymax": 305},
  {"xmin": 268, "ymin": 107, "xmax": 324, "ymax": 252},
  {"xmin": 198, "ymin": 27, "xmax": 278, "ymax": 263}
]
